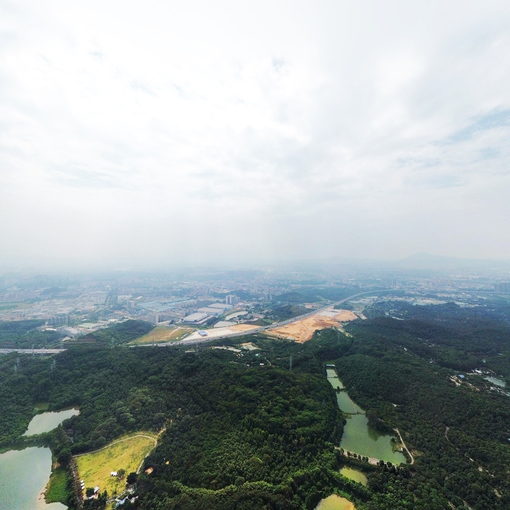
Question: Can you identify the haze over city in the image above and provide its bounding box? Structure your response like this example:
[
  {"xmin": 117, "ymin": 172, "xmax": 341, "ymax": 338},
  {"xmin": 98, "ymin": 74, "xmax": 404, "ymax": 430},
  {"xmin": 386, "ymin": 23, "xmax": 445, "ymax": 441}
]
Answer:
[{"xmin": 1, "ymin": 0, "xmax": 510, "ymax": 270}]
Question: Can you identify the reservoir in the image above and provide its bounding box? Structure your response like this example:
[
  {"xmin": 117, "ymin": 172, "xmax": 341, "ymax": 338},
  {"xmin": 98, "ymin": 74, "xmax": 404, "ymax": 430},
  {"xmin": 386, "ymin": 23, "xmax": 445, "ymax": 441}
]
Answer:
[
  {"xmin": 326, "ymin": 366, "xmax": 406, "ymax": 465},
  {"xmin": 0, "ymin": 447, "xmax": 66, "ymax": 510},
  {"xmin": 23, "ymin": 409, "xmax": 79, "ymax": 436}
]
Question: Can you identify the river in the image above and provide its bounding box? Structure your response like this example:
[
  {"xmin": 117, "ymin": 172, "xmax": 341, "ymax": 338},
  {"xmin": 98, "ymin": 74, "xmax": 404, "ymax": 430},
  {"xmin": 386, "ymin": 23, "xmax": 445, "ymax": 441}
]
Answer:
[{"xmin": 326, "ymin": 366, "xmax": 406, "ymax": 465}]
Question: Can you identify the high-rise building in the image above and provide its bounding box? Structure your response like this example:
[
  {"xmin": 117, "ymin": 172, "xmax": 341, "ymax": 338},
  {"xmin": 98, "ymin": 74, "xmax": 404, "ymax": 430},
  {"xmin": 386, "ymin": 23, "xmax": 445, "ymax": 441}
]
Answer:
[
  {"xmin": 225, "ymin": 294, "xmax": 239, "ymax": 305},
  {"xmin": 495, "ymin": 282, "xmax": 510, "ymax": 293}
]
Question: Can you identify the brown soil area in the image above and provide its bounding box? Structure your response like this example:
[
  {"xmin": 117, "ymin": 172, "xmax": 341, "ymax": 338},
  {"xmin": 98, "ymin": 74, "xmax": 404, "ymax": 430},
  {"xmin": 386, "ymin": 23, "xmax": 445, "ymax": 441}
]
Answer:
[{"xmin": 267, "ymin": 308, "xmax": 358, "ymax": 343}]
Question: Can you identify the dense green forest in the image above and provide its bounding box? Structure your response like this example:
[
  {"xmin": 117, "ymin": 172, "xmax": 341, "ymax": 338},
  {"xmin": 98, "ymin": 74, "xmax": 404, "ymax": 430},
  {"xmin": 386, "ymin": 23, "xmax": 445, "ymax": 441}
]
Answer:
[
  {"xmin": 364, "ymin": 300, "xmax": 510, "ymax": 375},
  {"xmin": 0, "ymin": 301, "xmax": 509, "ymax": 509},
  {"xmin": 0, "ymin": 344, "xmax": 349, "ymax": 509},
  {"xmin": 273, "ymin": 285, "xmax": 360, "ymax": 305},
  {"xmin": 0, "ymin": 319, "xmax": 64, "ymax": 348}
]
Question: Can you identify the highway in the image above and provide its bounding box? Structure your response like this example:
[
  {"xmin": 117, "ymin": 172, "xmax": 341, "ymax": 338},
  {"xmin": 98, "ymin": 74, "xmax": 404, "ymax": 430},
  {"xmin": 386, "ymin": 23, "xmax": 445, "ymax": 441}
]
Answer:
[{"xmin": 0, "ymin": 348, "xmax": 66, "ymax": 355}]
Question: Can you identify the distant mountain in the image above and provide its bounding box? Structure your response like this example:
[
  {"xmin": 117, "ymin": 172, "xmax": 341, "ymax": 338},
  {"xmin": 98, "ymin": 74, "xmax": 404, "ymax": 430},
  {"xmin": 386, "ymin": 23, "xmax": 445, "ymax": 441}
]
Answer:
[{"xmin": 397, "ymin": 253, "xmax": 510, "ymax": 273}]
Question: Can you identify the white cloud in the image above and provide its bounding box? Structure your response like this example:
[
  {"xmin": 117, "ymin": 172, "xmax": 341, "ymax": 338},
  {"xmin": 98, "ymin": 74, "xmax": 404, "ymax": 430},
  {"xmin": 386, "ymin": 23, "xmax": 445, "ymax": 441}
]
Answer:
[{"xmin": 1, "ymin": 0, "xmax": 510, "ymax": 269}]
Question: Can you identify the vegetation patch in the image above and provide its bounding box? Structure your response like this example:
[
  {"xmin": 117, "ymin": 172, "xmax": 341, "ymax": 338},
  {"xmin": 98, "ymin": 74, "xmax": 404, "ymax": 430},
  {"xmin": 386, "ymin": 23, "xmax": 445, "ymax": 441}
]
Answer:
[
  {"xmin": 75, "ymin": 432, "xmax": 157, "ymax": 498},
  {"xmin": 45, "ymin": 465, "xmax": 69, "ymax": 504},
  {"xmin": 129, "ymin": 326, "xmax": 194, "ymax": 345},
  {"xmin": 75, "ymin": 320, "xmax": 153, "ymax": 346},
  {"xmin": 0, "ymin": 319, "xmax": 63, "ymax": 348}
]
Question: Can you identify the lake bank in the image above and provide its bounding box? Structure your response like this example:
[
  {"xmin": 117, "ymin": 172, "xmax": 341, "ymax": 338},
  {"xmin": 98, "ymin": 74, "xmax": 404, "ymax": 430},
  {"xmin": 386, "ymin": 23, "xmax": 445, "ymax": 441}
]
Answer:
[{"xmin": 0, "ymin": 447, "xmax": 67, "ymax": 510}]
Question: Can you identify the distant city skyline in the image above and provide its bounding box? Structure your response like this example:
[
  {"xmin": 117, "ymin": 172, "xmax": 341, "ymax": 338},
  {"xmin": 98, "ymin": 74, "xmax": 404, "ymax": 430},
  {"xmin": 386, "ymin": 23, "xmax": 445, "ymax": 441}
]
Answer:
[{"xmin": 2, "ymin": 1, "xmax": 510, "ymax": 270}]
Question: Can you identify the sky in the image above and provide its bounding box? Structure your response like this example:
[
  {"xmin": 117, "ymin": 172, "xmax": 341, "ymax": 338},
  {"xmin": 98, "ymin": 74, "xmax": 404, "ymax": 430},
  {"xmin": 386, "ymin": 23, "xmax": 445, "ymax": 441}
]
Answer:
[{"xmin": 1, "ymin": 0, "xmax": 510, "ymax": 270}]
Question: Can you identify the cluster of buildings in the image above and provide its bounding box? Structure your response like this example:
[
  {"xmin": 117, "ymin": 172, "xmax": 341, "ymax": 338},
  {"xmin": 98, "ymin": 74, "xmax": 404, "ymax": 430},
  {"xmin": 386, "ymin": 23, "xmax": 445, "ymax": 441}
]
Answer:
[{"xmin": 183, "ymin": 301, "xmax": 235, "ymax": 325}]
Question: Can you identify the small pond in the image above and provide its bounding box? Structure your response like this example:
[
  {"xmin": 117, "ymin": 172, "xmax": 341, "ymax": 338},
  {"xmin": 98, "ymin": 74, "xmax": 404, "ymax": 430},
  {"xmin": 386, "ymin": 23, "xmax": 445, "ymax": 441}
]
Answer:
[
  {"xmin": 484, "ymin": 376, "xmax": 506, "ymax": 388},
  {"xmin": 339, "ymin": 466, "xmax": 367, "ymax": 486},
  {"xmin": 315, "ymin": 494, "xmax": 355, "ymax": 510},
  {"xmin": 23, "ymin": 409, "xmax": 79, "ymax": 436}
]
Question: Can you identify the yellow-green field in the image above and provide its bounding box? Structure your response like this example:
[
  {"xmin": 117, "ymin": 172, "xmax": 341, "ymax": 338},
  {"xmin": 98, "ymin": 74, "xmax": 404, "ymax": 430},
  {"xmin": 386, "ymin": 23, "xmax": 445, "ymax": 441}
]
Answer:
[
  {"xmin": 75, "ymin": 432, "xmax": 157, "ymax": 498},
  {"xmin": 129, "ymin": 326, "xmax": 194, "ymax": 345}
]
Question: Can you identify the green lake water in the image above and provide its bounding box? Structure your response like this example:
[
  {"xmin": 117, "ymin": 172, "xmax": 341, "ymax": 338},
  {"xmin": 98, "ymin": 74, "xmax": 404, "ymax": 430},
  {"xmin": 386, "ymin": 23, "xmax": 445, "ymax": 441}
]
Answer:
[
  {"xmin": 0, "ymin": 447, "xmax": 67, "ymax": 510},
  {"xmin": 335, "ymin": 392, "xmax": 364, "ymax": 414},
  {"xmin": 339, "ymin": 466, "xmax": 367, "ymax": 486},
  {"xmin": 326, "ymin": 366, "xmax": 406, "ymax": 465},
  {"xmin": 23, "ymin": 409, "xmax": 79, "ymax": 436},
  {"xmin": 315, "ymin": 494, "xmax": 355, "ymax": 510},
  {"xmin": 327, "ymin": 369, "xmax": 345, "ymax": 390}
]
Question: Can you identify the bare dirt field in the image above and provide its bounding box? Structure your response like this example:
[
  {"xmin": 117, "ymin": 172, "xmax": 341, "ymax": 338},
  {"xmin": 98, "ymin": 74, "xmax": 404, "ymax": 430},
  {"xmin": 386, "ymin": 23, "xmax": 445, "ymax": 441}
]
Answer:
[{"xmin": 267, "ymin": 308, "xmax": 358, "ymax": 343}]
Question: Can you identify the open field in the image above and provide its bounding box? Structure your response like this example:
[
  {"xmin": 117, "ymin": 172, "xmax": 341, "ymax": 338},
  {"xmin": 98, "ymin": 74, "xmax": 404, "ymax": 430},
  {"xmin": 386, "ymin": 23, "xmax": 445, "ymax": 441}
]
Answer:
[
  {"xmin": 183, "ymin": 324, "xmax": 259, "ymax": 342},
  {"xmin": 129, "ymin": 326, "xmax": 194, "ymax": 345},
  {"xmin": 75, "ymin": 432, "xmax": 157, "ymax": 498},
  {"xmin": 267, "ymin": 308, "xmax": 358, "ymax": 343}
]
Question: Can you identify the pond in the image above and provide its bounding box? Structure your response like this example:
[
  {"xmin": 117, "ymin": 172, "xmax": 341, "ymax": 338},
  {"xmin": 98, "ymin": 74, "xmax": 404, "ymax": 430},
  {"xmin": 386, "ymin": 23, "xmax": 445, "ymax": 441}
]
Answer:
[
  {"xmin": 484, "ymin": 376, "xmax": 506, "ymax": 388},
  {"xmin": 315, "ymin": 494, "xmax": 355, "ymax": 510},
  {"xmin": 326, "ymin": 366, "xmax": 406, "ymax": 465},
  {"xmin": 0, "ymin": 447, "xmax": 67, "ymax": 510},
  {"xmin": 339, "ymin": 466, "xmax": 367, "ymax": 486},
  {"xmin": 23, "ymin": 409, "xmax": 79, "ymax": 436}
]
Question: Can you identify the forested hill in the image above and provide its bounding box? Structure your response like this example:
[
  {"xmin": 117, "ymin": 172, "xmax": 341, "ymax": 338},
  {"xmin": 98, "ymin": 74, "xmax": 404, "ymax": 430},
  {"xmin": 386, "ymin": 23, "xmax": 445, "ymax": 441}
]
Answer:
[
  {"xmin": 0, "ymin": 305, "xmax": 509, "ymax": 509},
  {"xmin": 362, "ymin": 300, "xmax": 510, "ymax": 376},
  {"xmin": 0, "ymin": 319, "xmax": 64, "ymax": 348},
  {"xmin": 0, "ymin": 345, "xmax": 352, "ymax": 509},
  {"xmin": 334, "ymin": 312, "xmax": 510, "ymax": 510}
]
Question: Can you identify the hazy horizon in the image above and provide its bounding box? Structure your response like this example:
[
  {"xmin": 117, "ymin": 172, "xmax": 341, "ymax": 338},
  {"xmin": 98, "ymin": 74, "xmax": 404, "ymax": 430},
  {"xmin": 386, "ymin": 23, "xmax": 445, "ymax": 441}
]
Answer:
[{"xmin": 2, "ymin": 1, "xmax": 510, "ymax": 271}]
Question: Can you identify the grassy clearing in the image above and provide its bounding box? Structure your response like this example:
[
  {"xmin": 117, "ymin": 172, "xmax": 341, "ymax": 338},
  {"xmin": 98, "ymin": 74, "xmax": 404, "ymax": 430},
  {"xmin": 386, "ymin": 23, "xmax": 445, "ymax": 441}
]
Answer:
[
  {"xmin": 46, "ymin": 466, "xmax": 69, "ymax": 504},
  {"xmin": 34, "ymin": 402, "xmax": 50, "ymax": 412},
  {"xmin": 75, "ymin": 432, "xmax": 157, "ymax": 498},
  {"xmin": 129, "ymin": 325, "xmax": 193, "ymax": 345}
]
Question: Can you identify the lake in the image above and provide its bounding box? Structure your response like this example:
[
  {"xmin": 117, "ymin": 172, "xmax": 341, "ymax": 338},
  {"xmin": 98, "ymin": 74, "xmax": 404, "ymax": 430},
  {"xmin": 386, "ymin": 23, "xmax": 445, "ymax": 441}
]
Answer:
[
  {"xmin": 23, "ymin": 409, "xmax": 79, "ymax": 436},
  {"xmin": 315, "ymin": 494, "xmax": 355, "ymax": 510},
  {"xmin": 0, "ymin": 447, "xmax": 67, "ymax": 510},
  {"xmin": 326, "ymin": 366, "xmax": 406, "ymax": 465}
]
